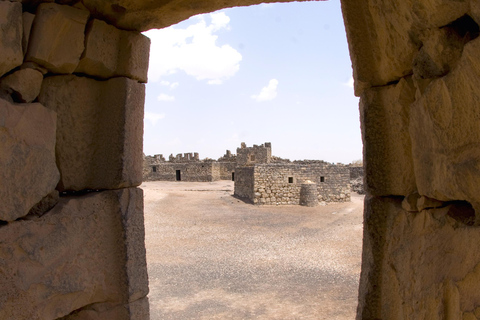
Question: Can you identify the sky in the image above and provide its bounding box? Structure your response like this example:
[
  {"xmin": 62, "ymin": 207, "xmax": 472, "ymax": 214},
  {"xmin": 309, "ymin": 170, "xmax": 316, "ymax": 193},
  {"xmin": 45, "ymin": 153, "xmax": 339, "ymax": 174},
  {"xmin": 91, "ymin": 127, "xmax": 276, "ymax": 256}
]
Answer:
[{"xmin": 142, "ymin": 0, "xmax": 362, "ymax": 164}]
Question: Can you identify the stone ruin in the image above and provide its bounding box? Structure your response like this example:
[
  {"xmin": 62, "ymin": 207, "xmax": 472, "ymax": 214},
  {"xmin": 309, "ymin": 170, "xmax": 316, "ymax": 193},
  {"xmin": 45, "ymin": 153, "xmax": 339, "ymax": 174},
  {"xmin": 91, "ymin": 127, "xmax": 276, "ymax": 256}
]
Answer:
[
  {"xmin": 143, "ymin": 150, "xmax": 236, "ymax": 182},
  {"xmin": 2, "ymin": 0, "xmax": 480, "ymax": 318},
  {"xmin": 144, "ymin": 142, "xmax": 353, "ymax": 205}
]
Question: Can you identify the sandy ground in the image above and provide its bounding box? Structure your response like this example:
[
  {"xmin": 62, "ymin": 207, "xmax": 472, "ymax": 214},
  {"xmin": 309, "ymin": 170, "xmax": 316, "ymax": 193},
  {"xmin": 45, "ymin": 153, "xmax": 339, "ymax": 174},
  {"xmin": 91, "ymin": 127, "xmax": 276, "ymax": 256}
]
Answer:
[{"xmin": 141, "ymin": 181, "xmax": 364, "ymax": 320}]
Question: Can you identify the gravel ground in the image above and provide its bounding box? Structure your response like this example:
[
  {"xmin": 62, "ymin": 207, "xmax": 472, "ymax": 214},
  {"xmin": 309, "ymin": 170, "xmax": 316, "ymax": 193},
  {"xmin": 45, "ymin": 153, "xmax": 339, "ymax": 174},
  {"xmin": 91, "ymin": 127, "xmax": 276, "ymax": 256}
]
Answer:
[{"xmin": 141, "ymin": 181, "xmax": 364, "ymax": 320}]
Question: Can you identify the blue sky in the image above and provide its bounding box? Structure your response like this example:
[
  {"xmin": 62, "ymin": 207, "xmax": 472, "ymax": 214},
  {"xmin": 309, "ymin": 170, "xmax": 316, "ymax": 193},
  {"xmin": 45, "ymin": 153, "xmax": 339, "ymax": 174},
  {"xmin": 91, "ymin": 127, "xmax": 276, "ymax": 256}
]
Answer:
[{"xmin": 143, "ymin": 0, "xmax": 362, "ymax": 164}]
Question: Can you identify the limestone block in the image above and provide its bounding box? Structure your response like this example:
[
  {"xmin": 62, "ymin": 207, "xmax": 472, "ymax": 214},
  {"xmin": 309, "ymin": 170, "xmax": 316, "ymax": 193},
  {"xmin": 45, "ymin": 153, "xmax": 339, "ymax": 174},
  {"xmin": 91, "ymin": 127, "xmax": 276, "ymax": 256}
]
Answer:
[
  {"xmin": 341, "ymin": 0, "xmax": 418, "ymax": 94},
  {"xmin": 25, "ymin": 3, "xmax": 89, "ymax": 74},
  {"xmin": 76, "ymin": 19, "xmax": 150, "ymax": 83},
  {"xmin": 0, "ymin": 1, "xmax": 23, "ymax": 77},
  {"xmin": 410, "ymin": 37, "xmax": 480, "ymax": 212},
  {"xmin": 0, "ymin": 188, "xmax": 148, "ymax": 319},
  {"xmin": 38, "ymin": 75, "xmax": 145, "ymax": 191},
  {"xmin": 0, "ymin": 98, "xmax": 59, "ymax": 221},
  {"xmin": 359, "ymin": 196, "xmax": 480, "ymax": 319},
  {"xmin": 75, "ymin": 19, "xmax": 120, "ymax": 79},
  {"xmin": 341, "ymin": 0, "xmax": 470, "ymax": 95},
  {"xmin": 360, "ymin": 77, "xmax": 417, "ymax": 196},
  {"xmin": 117, "ymin": 30, "xmax": 150, "ymax": 83},
  {"xmin": 22, "ymin": 12, "xmax": 35, "ymax": 55},
  {"xmin": 0, "ymin": 68, "xmax": 44, "ymax": 103}
]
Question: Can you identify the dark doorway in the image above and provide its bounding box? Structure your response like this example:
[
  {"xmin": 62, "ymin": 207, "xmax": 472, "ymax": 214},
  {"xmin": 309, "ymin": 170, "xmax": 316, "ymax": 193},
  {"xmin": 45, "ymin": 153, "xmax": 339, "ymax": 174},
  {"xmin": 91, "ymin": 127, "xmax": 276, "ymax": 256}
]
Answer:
[
  {"xmin": 176, "ymin": 170, "xmax": 181, "ymax": 181},
  {"xmin": 232, "ymin": 172, "xmax": 235, "ymax": 181}
]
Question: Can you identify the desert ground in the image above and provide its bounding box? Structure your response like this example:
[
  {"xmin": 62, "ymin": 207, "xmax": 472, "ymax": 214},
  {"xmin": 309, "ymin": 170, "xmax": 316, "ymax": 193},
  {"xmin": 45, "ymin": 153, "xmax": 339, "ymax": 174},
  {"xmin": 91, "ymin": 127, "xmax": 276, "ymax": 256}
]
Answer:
[{"xmin": 141, "ymin": 181, "xmax": 364, "ymax": 320}]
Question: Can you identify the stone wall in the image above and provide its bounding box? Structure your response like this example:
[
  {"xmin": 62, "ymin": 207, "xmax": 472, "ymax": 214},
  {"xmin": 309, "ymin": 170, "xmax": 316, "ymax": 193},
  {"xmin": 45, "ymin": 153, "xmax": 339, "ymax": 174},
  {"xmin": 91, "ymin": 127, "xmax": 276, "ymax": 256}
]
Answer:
[
  {"xmin": 233, "ymin": 166, "xmax": 255, "ymax": 202},
  {"xmin": 3, "ymin": 0, "xmax": 480, "ymax": 318},
  {"xmin": 234, "ymin": 163, "xmax": 350, "ymax": 205},
  {"xmin": 218, "ymin": 161, "xmax": 236, "ymax": 180},
  {"xmin": 341, "ymin": 0, "xmax": 480, "ymax": 318},
  {"xmin": 145, "ymin": 162, "xmax": 217, "ymax": 182},
  {"xmin": 349, "ymin": 166, "xmax": 364, "ymax": 180},
  {"xmin": 0, "ymin": 1, "xmax": 149, "ymax": 318},
  {"xmin": 143, "ymin": 154, "xmax": 236, "ymax": 182},
  {"xmin": 236, "ymin": 142, "xmax": 272, "ymax": 166}
]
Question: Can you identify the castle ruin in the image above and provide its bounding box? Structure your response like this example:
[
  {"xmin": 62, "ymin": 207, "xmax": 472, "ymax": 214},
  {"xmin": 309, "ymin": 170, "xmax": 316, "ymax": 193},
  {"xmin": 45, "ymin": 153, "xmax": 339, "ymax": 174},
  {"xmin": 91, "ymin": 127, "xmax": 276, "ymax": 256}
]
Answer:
[
  {"xmin": 1, "ymin": 0, "xmax": 480, "ymax": 318},
  {"xmin": 144, "ymin": 142, "xmax": 351, "ymax": 205}
]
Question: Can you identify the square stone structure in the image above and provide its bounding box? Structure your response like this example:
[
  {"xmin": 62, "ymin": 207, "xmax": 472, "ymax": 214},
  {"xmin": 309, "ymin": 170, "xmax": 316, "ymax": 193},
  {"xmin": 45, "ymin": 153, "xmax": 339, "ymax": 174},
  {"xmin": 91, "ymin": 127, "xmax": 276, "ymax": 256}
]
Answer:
[{"xmin": 234, "ymin": 162, "xmax": 351, "ymax": 205}]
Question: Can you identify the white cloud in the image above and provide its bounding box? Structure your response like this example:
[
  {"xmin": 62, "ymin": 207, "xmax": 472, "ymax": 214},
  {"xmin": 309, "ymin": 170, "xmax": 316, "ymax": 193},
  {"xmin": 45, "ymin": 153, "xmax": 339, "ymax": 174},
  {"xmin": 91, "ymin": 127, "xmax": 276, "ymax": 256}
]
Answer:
[
  {"xmin": 344, "ymin": 76, "xmax": 354, "ymax": 88},
  {"xmin": 251, "ymin": 79, "xmax": 279, "ymax": 102},
  {"xmin": 144, "ymin": 112, "xmax": 165, "ymax": 125},
  {"xmin": 160, "ymin": 81, "xmax": 179, "ymax": 90},
  {"xmin": 157, "ymin": 93, "xmax": 175, "ymax": 101},
  {"xmin": 144, "ymin": 12, "xmax": 242, "ymax": 85}
]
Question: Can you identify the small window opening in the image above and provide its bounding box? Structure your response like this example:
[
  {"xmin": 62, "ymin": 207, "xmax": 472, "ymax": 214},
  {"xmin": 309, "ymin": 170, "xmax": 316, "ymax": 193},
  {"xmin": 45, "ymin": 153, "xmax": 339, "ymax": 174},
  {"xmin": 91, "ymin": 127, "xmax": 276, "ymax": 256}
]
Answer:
[
  {"xmin": 232, "ymin": 172, "xmax": 235, "ymax": 181},
  {"xmin": 288, "ymin": 177, "xmax": 293, "ymax": 183},
  {"xmin": 176, "ymin": 170, "xmax": 181, "ymax": 181},
  {"xmin": 152, "ymin": 166, "xmax": 157, "ymax": 172},
  {"xmin": 320, "ymin": 176, "xmax": 325, "ymax": 182}
]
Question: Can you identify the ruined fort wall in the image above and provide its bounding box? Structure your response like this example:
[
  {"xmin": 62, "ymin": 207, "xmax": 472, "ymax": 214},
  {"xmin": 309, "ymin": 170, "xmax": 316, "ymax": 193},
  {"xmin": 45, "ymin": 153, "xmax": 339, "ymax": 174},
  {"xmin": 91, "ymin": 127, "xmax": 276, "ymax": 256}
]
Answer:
[
  {"xmin": 218, "ymin": 162, "xmax": 236, "ymax": 180},
  {"xmin": 145, "ymin": 162, "xmax": 218, "ymax": 182},
  {"xmin": 233, "ymin": 166, "xmax": 255, "ymax": 202},
  {"xmin": 234, "ymin": 163, "xmax": 350, "ymax": 205}
]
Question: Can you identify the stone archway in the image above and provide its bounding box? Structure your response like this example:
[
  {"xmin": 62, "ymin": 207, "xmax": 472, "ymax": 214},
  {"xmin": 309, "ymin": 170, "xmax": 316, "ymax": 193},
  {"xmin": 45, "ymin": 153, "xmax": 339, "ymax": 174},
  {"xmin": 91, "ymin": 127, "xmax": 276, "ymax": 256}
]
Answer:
[{"xmin": 1, "ymin": 0, "xmax": 480, "ymax": 319}]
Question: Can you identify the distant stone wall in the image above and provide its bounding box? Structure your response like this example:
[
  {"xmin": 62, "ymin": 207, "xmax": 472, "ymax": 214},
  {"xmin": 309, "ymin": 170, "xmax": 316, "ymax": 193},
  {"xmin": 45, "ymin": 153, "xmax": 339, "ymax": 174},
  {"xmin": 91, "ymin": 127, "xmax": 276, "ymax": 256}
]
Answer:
[
  {"xmin": 233, "ymin": 167, "xmax": 255, "ymax": 202},
  {"xmin": 234, "ymin": 163, "xmax": 350, "ymax": 205},
  {"xmin": 144, "ymin": 161, "xmax": 218, "ymax": 182},
  {"xmin": 350, "ymin": 166, "xmax": 364, "ymax": 179},
  {"xmin": 217, "ymin": 162, "xmax": 236, "ymax": 180}
]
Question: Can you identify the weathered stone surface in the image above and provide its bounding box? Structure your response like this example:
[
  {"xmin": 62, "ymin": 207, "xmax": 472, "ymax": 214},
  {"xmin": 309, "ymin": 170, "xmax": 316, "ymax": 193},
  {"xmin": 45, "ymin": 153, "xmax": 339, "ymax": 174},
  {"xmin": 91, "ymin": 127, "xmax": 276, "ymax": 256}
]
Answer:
[
  {"xmin": 75, "ymin": 19, "xmax": 150, "ymax": 83},
  {"xmin": 358, "ymin": 196, "xmax": 480, "ymax": 319},
  {"xmin": 117, "ymin": 31, "xmax": 150, "ymax": 83},
  {"xmin": 80, "ymin": 0, "xmax": 310, "ymax": 32},
  {"xmin": 0, "ymin": 188, "xmax": 148, "ymax": 320},
  {"xmin": 38, "ymin": 75, "xmax": 145, "ymax": 191},
  {"xmin": 22, "ymin": 12, "xmax": 35, "ymax": 55},
  {"xmin": 410, "ymin": 37, "xmax": 480, "ymax": 212},
  {"xmin": 360, "ymin": 77, "xmax": 417, "ymax": 196},
  {"xmin": 25, "ymin": 3, "xmax": 89, "ymax": 74},
  {"xmin": 341, "ymin": 0, "xmax": 471, "ymax": 95},
  {"xmin": 64, "ymin": 296, "xmax": 150, "ymax": 319},
  {"xmin": 0, "ymin": 98, "xmax": 59, "ymax": 221},
  {"xmin": 0, "ymin": 68, "xmax": 44, "ymax": 103},
  {"xmin": 0, "ymin": 1, "xmax": 23, "ymax": 78}
]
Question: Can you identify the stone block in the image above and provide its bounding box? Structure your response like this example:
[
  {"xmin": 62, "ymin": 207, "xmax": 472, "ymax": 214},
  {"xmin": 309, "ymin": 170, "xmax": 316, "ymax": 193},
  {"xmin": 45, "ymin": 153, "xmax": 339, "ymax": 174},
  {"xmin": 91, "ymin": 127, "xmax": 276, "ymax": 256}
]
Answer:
[
  {"xmin": 0, "ymin": 188, "xmax": 148, "ymax": 319},
  {"xmin": 22, "ymin": 12, "xmax": 35, "ymax": 55},
  {"xmin": 117, "ymin": 30, "xmax": 150, "ymax": 83},
  {"xmin": 360, "ymin": 77, "xmax": 417, "ymax": 196},
  {"xmin": 25, "ymin": 3, "xmax": 89, "ymax": 74},
  {"xmin": 0, "ymin": 98, "xmax": 59, "ymax": 221},
  {"xmin": 410, "ymin": 37, "xmax": 480, "ymax": 211},
  {"xmin": 0, "ymin": 1, "xmax": 23, "ymax": 77},
  {"xmin": 341, "ymin": 0, "xmax": 469, "ymax": 95},
  {"xmin": 76, "ymin": 19, "xmax": 150, "ymax": 83},
  {"xmin": 359, "ymin": 195, "xmax": 480, "ymax": 319},
  {"xmin": 0, "ymin": 68, "xmax": 44, "ymax": 103},
  {"xmin": 38, "ymin": 75, "xmax": 145, "ymax": 191}
]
